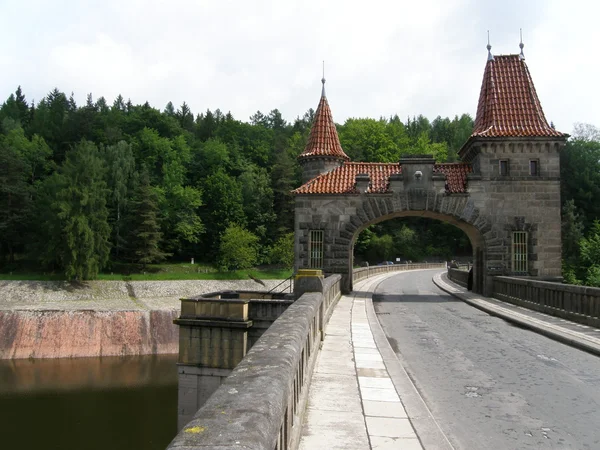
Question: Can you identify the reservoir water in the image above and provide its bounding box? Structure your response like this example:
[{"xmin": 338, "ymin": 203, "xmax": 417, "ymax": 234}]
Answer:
[{"xmin": 0, "ymin": 354, "xmax": 178, "ymax": 450}]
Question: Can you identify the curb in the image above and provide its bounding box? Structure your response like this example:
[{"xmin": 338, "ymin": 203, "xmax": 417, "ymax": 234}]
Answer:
[{"xmin": 432, "ymin": 273, "xmax": 600, "ymax": 358}]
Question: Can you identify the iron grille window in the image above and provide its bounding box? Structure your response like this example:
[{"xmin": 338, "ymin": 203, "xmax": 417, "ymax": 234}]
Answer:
[
  {"xmin": 512, "ymin": 231, "xmax": 528, "ymax": 273},
  {"xmin": 529, "ymin": 160, "xmax": 539, "ymax": 176},
  {"xmin": 499, "ymin": 160, "xmax": 509, "ymax": 176},
  {"xmin": 309, "ymin": 230, "xmax": 324, "ymax": 268}
]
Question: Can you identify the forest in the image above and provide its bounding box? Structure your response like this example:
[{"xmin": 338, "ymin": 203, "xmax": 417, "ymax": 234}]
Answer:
[{"xmin": 0, "ymin": 86, "xmax": 599, "ymax": 285}]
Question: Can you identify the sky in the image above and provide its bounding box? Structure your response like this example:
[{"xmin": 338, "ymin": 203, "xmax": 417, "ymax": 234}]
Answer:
[{"xmin": 1, "ymin": 0, "xmax": 598, "ymax": 134}]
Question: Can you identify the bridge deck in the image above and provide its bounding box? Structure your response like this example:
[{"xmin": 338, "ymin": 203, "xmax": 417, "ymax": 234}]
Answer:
[
  {"xmin": 299, "ymin": 272, "xmax": 426, "ymax": 450},
  {"xmin": 299, "ymin": 270, "xmax": 600, "ymax": 449}
]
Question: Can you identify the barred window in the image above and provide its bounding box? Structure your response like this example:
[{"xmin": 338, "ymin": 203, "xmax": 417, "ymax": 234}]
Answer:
[
  {"xmin": 309, "ymin": 230, "xmax": 324, "ymax": 268},
  {"xmin": 499, "ymin": 160, "xmax": 509, "ymax": 176},
  {"xmin": 512, "ymin": 231, "xmax": 528, "ymax": 273}
]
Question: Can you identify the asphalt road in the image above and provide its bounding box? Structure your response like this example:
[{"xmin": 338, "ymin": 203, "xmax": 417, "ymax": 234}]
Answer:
[{"xmin": 373, "ymin": 269, "xmax": 600, "ymax": 450}]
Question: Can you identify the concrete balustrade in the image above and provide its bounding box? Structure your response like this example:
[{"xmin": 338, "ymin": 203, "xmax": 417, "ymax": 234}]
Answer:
[
  {"xmin": 168, "ymin": 264, "xmax": 443, "ymax": 450},
  {"xmin": 168, "ymin": 274, "xmax": 341, "ymax": 450},
  {"xmin": 447, "ymin": 267, "xmax": 470, "ymax": 287},
  {"xmin": 353, "ymin": 263, "xmax": 445, "ymax": 284},
  {"xmin": 492, "ymin": 276, "xmax": 600, "ymax": 328}
]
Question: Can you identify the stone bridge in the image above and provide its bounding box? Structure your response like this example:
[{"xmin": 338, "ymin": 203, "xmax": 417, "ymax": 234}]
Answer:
[
  {"xmin": 167, "ymin": 48, "xmax": 577, "ymax": 449},
  {"xmin": 167, "ymin": 266, "xmax": 600, "ymax": 449},
  {"xmin": 293, "ymin": 52, "xmax": 567, "ymax": 297}
]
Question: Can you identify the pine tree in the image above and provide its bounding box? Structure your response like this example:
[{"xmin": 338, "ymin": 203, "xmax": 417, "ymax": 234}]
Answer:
[
  {"xmin": 126, "ymin": 168, "xmax": 169, "ymax": 268},
  {"xmin": 35, "ymin": 140, "xmax": 111, "ymax": 280},
  {"xmin": 0, "ymin": 139, "xmax": 31, "ymax": 264}
]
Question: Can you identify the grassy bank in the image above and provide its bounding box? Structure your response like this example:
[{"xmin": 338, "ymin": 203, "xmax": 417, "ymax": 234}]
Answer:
[{"xmin": 0, "ymin": 263, "xmax": 292, "ymax": 281}]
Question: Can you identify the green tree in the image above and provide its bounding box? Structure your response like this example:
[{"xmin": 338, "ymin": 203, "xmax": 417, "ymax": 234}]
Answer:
[
  {"xmin": 268, "ymin": 232, "xmax": 294, "ymax": 268},
  {"xmin": 561, "ymin": 130, "xmax": 600, "ymax": 229},
  {"xmin": 562, "ymin": 200, "xmax": 584, "ymax": 267},
  {"xmin": 0, "ymin": 138, "xmax": 31, "ymax": 263},
  {"xmin": 125, "ymin": 168, "xmax": 169, "ymax": 267},
  {"xmin": 101, "ymin": 141, "xmax": 136, "ymax": 259},
  {"xmin": 239, "ymin": 164, "xmax": 276, "ymax": 240},
  {"xmin": 4, "ymin": 127, "xmax": 53, "ymax": 184},
  {"xmin": 580, "ymin": 221, "xmax": 600, "ymax": 287},
  {"xmin": 201, "ymin": 169, "xmax": 245, "ymax": 256},
  {"xmin": 218, "ymin": 224, "xmax": 259, "ymax": 270},
  {"xmin": 35, "ymin": 140, "xmax": 111, "ymax": 279}
]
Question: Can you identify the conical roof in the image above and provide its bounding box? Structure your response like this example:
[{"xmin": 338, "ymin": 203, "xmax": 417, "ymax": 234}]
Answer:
[
  {"xmin": 471, "ymin": 54, "xmax": 566, "ymax": 138},
  {"xmin": 298, "ymin": 85, "xmax": 350, "ymax": 162}
]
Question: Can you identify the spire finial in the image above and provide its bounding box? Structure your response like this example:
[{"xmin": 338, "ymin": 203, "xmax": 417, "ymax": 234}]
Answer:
[
  {"xmin": 321, "ymin": 61, "xmax": 326, "ymax": 97},
  {"xmin": 519, "ymin": 28, "xmax": 525, "ymax": 60},
  {"xmin": 487, "ymin": 31, "xmax": 494, "ymax": 61}
]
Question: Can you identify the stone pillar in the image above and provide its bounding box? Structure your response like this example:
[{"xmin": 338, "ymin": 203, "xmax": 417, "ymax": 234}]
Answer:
[
  {"xmin": 174, "ymin": 296, "xmax": 252, "ymax": 430},
  {"xmin": 294, "ymin": 269, "xmax": 324, "ymax": 299}
]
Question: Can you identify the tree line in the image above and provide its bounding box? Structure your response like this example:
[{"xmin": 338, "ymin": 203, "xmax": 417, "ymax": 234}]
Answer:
[{"xmin": 0, "ymin": 86, "xmax": 598, "ymax": 284}]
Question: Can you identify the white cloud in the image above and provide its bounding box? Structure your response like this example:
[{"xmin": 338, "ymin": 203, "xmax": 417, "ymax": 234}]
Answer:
[{"xmin": 0, "ymin": 0, "xmax": 597, "ymax": 131}]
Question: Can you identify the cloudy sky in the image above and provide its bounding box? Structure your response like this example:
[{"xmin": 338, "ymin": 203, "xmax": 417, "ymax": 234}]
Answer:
[{"xmin": 1, "ymin": 0, "xmax": 597, "ymax": 133}]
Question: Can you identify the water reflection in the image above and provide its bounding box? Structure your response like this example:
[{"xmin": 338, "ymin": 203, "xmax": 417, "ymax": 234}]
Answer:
[{"xmin": 0, "ymin": 354, "xmax": 178, "ymax": 450}]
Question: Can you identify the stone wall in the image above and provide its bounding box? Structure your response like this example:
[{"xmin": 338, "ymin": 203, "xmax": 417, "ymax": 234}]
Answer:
[
  {"xmin": 295, "ymin": 143, "xmax": 564, "ymax": 295},
  {"xmin": 0, "ymin": 279, "xmax": 286, "ymax": 360},
  {"xmin": 447, "ymin": 267, "xmax": 470, "ymax": 287},
  {"xmin": 168, "ymin": 274, "xmax": 342, "ymax": 450}
]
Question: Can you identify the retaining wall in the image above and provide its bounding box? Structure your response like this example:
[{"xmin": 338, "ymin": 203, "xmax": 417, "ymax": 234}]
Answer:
[{"xmin": 0, "ymin": 279, "xmax": 286, "ymax": 359}]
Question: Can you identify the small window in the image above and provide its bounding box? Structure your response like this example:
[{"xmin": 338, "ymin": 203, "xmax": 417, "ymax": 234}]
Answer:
[
  {"xmin": 529, "ymin": 160, "xmax": 538, "ymax": 176},
  {"xmin": 499, "ymin": 160, "xmax": 509, "ymax": 176},
  {"xmin": 512, "ymin": 231, "xmax": 528, "ymax": 273},
  {"xmin": 309, "ymin": 230, "xmax": 324, "ymax": 268}
]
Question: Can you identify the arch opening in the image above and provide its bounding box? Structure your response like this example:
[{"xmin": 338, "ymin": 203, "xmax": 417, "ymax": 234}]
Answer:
[{"xmin": 347, "ymin": 210, "xmax": 486, "ymax": 294}]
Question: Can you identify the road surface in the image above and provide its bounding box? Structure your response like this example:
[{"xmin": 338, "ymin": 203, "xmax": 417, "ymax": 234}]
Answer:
[{"xmin": 373, "ymin": 269, "xmax": 600, "ymax": 449}]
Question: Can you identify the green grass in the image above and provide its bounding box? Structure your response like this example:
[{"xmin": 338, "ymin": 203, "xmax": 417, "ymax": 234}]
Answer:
[{"xmin": 0, "ymin": 263, "xmax": 292, "ymax": 282}]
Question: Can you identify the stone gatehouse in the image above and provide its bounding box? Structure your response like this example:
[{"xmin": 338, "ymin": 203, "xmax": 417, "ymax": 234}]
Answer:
[{"xmin": 293, "ymin": 47, "xmax": 567, "ymax": 295}]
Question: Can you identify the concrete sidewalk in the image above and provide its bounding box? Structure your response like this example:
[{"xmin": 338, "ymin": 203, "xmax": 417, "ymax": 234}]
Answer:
[
  {"xmin": 299, "ymin": 272, "xmax": 450, "ymax": 450},
  {"xmin": 433, "ymin": 272, "xmax": 600, "ymax": 357},
  {"xmin": 299, "ymin": 270, "xmax": 600, "ymax": 449}
]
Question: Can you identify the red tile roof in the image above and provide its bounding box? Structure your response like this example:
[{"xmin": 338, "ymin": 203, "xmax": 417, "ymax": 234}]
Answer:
[
  {"xmin": 293, "ymin": 162, "xmax": 471, "ymax": 194},
  {"xmin": 434, "ymin": 163, "xmax": 472, "ymax": 193},
  {"xmin": 298, "ymin": 94, "xmax": 350, "ymax": 161},
  {"xmin": 470, "ymin": 55, "xmax": 566, "ymax": 138}
]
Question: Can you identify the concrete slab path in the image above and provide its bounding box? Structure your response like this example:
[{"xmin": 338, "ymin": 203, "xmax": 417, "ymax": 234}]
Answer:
[{"xmin": 299, "ymin": 272, "xmax": 443, "ymax": 450}]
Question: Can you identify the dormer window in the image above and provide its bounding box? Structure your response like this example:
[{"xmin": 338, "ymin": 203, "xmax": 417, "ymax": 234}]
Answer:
[
  {"xmin": 499, "ymin": 160, "xmax": 509, "ymax": 176},
  {"xmin": 529, "ymin": 160, "xmax": 539, "ymax": 176}
]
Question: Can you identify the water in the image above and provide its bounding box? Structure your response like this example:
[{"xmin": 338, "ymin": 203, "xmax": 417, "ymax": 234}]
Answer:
[{"xmin": 0, "ymin": 354, "xmax": 178, "ymax": 450}]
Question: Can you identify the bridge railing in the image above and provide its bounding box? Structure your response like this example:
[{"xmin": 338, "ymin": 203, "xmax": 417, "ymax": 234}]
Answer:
[
  {"xmin": 353, "ymin": 263, "xmax": 445, "ymax": 284},
  {"xmin": 167, "ymin": 264, "xmax": 444, "ymax": 450},
  {"xmin": 167, "ymin": 274, "xmax": 341, "ymax": 450},
  {"xmin": 447, "ymin": 267, "xmax": 470, "ymax": 287},
  {"xmin": 492, "ymin": 276, "xmax": 600, "ymax": 328}
]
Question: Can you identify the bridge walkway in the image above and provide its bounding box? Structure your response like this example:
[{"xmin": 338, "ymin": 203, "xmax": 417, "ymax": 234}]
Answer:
[
  {"xmin": 299, "ymin": 271, "xmax": 442, "ymax": 450},
  {"xmin": 299, "ymin": 270, "xmax": 600, "ymax": 450}
]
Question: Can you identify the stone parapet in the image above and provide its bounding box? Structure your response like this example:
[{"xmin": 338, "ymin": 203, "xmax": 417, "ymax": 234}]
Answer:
[
  {"xmin": 492, "ymin": 276, "xmax": 600, "ymax": 328},
  {"xmin": 168, "ymin": 274, "xmax": 342, "ymax": 450}
]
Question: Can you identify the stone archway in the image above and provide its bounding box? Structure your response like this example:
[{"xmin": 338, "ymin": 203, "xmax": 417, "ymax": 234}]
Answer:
[
  {"xmin": 294, "ymin": 173, "xmax": 492, "ymax": 294},
  {"xmin": 293, "ymin": 51, "xmax": 567, "ymax": 294}
]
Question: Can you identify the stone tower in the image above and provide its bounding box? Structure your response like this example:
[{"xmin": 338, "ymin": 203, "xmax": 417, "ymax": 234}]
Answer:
[
  {"xmin": 293, "ymin": 47, "xmax": 568, "ymax": 294},
  {"xmin": 297, "ymin": 79, "xmax": 350, "ymax": 184}
]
